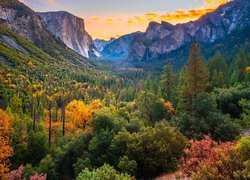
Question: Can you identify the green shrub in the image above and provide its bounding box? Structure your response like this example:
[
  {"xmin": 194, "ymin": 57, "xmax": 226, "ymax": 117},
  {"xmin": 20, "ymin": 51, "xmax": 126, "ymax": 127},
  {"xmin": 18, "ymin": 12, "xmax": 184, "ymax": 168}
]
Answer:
[{"xmin": 76, "ymin": 163, "xmax": 131, "ymax": 180}]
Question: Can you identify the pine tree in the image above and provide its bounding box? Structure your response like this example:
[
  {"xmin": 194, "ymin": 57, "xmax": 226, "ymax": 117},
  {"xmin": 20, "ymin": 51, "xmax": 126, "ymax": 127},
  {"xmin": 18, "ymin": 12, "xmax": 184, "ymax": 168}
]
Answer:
[
  {"xmin": 234, "ymin": 49, "xmax": 249, "ymax": 82},
  {"xmin": 178, "ymin": 41, "xmax": 209, "ymax": 111},
  {"xmin": 136, "ymin": 91, "xmax": 156, "ymax": 123},
  {"xmin": 177, "ymin": 67, "xmax": 190, "ymax": 110},
  {"xmin": 207, "ymin": 51, "xmax": 228, "ymax": 87},
  {"xmin": 160, "ymin": 65, "xmax": 175, "ymax": 101}
]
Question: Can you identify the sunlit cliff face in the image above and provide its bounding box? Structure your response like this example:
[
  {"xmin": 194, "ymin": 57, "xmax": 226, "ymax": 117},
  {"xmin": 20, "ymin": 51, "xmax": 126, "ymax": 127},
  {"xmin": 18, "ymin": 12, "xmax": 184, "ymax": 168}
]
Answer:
[{"xmin": 82, "ymin": 0, "xmax": 229, "ymax": 40}]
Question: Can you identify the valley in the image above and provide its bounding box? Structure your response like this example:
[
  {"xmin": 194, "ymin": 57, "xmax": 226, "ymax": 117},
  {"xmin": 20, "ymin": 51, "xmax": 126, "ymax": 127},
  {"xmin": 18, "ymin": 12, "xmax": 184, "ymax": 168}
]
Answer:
[{"xmin": 0, "ymin": 0, "xmax": 249, "ymax": 179}]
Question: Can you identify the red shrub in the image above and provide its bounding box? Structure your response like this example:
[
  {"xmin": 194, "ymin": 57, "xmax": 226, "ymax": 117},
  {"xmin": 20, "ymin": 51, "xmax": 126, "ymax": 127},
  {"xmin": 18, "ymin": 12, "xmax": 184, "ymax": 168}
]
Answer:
[{"xmin": 179, "ymin": 135, "xmax": 236, "ymax": 177}]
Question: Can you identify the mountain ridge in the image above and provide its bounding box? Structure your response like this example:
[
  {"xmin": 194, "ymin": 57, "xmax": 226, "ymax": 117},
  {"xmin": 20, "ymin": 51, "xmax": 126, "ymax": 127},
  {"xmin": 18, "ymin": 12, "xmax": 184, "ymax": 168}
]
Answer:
[
  {"xmin": 0, "ymin": 0, "xmax": 93, "ymax": 66},
  {"xmin": 100, "ymin": 0, "xmax": 250, "ymax": 68}
]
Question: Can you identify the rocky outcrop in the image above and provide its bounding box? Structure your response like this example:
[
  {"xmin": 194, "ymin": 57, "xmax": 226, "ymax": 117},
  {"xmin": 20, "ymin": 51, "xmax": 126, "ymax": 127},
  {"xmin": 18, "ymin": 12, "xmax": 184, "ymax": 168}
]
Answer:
[
  {"xmin": 38, "ymin": 11, "xmax": 95, "ymax": 58},
  {"xmin": 100, "ymin": 32, "xmax": 142, "ymax": 60},
  {"xmin": 94, "ymin": 38, "xmax": 115, "ymax": 52},
  {"xmin": 145, "ymin": 21, "xmax": 174, "ymax": 40},
  {"xmin": 0, "ymin": 35, "xmax": 29, "ymax": 53}
]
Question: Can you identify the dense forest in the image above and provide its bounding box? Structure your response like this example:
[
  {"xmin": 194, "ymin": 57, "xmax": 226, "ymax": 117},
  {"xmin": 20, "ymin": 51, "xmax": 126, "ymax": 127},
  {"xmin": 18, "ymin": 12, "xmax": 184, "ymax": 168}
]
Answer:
[
  {"xmin": 0, "ymin": 24, "xmax": 250, "ymax": 179},
  {"xmin": 0, "ymin": 0, "xmax": 250, "ymax": 179}
]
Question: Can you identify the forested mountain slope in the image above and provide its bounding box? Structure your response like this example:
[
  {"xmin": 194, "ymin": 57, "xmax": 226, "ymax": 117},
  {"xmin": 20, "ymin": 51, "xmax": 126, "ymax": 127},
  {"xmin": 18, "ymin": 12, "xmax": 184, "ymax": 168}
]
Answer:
[{"xmin": 0, "ymin": 0, "xmax": 92, "ymax": 66}]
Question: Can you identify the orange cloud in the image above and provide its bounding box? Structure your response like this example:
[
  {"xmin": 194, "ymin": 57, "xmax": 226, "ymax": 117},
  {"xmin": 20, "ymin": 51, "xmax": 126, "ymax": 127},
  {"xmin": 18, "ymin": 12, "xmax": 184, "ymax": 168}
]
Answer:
[
  {"xmin": 134, "ymin": 16, "xmax": 144, "ymax": 23},
  {"xmin": 127, "ymin": 19, "xmax": 135, "ymax": 26},
  {"xmin": 145, "ymin": 13, "xmax": 158, "ymax": 21},
  {"xmin": 159, "ymin": 8, "xmax": 214, "ymax": 22},
  {"xmin": 204, "ymin": 0, "xmax": 228, "ymax": 8},
  {"xmin": 105, "ymin": 18, "xmax": 115, "ymax": 26},
  {"xmin": 92, "ymin": 17, "xmax": 100, "ymax": 21},
  {"xmin": 144, "ymin": 0, "xmax": 228, "ymax": 24},
  {"xmin": 106, "ymin": 18, "xmax": 113, "ymax": 22},
  {"xmin": 84, "ymin": 0, "xmax": 229, "ymax": 40}
]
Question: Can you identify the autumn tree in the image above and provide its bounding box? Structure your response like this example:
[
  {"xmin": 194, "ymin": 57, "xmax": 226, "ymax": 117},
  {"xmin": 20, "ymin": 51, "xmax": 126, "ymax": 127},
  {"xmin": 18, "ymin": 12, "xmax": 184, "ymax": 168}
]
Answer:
[
  {"xmin": 0, "ymin": 109, "xmax": 13, "ymax": 177},
  {"xmin": 160, "ymin": 65, "xmax": 175, "ymax": 101},
  {"xmin": 6, "ymin": 165, "xmax": 46, "ymax": 180},
  {"xmin": 66, "ymin": 99, "xmax": 102, "ymax": 134},
  {"xmin": 152, "ymin": 99, "xmax": 175, "ymax": 121},
  {"xmin": 178, "ymin": 41, "xmax": 209, "ymax": 111}
]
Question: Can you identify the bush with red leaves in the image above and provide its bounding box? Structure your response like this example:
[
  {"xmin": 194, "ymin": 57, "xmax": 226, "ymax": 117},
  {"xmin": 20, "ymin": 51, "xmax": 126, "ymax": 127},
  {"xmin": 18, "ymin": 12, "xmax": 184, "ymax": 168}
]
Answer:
[{"xmin": 179, "ymin": 135, "xmax": 240, "ymax": 178}]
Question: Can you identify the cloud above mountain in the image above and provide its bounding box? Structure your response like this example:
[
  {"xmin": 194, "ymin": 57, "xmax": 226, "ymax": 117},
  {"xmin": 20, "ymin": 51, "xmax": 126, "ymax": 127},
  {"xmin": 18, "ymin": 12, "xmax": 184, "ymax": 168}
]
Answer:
[
  {"xmin": 82, "ymin": 0, "xmax": 229, "ymax": 40},
  {"xmin": 21, "ymin": 0, "xmax": 230, "ymax": 40}
]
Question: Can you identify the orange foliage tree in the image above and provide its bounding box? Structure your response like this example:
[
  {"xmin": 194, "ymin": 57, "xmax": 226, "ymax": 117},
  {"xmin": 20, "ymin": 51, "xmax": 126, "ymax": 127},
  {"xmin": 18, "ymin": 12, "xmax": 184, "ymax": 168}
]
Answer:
[
  {"xmin": 159, "ymin": 98, "xmax": 175, "ymax": 114},
  {"xmin": 0, "ymin": 109, "xmax": 13, "ymax": 177},
  {"xmin": 66, "ymin": 99, "xmax": 102, "ymax": 134}
]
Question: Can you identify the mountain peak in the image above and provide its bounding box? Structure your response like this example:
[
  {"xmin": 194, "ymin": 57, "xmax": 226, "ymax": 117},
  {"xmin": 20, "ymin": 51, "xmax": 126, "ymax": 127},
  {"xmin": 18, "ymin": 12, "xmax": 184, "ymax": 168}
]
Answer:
[{"xmin": 38, "ymin": 11, "xmax": 84, "ymax": 21}]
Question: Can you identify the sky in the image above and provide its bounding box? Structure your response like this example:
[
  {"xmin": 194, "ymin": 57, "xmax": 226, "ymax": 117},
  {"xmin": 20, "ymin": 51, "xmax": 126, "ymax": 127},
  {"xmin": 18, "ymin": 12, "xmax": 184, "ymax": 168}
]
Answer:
[{"xmin": 20, "ymin": 0, "xmax": 229, "ymax": 40}]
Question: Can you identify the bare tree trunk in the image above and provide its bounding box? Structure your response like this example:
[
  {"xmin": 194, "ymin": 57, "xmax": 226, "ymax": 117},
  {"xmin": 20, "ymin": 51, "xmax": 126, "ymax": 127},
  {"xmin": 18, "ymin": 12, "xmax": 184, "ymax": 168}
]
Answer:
[
  {"xmin": 55, "ymin": 108, "xmax": 58, "ymax": 122},
  {"xmin": 33, "ymin": 107, "xmax": 36, "ymax": 131},
  {"xmin": 62, "ymin": 106, "xmax": 65, "ymax": 136},
  {"xmin": 49, "ymin": 107, "xmax": 52, "ymax": 147}
]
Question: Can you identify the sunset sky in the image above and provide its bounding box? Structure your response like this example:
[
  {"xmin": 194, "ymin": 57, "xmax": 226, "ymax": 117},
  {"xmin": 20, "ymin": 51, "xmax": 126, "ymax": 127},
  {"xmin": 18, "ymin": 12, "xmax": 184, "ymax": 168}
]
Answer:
[{"xmin": 21, "ymin": 0, "xmax": 229, "ymax": 40}]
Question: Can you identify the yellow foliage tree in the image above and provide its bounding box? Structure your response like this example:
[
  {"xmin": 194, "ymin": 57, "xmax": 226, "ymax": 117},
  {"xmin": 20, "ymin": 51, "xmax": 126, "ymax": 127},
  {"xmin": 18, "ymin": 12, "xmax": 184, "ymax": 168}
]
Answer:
[
  {"xmin": 160, "ymin": 98, "xmax": 175, "ymax": 114},
  {"xmin": 0, "ymin": 109, "xmax": 13, "ymax": 178},
  {"xmin": 66, "ymin": 99, "xmax": 102, "ymax": 134},
  {"xmin": 246, "ymin": 66, "xmax": 250, "ymax": 74}
]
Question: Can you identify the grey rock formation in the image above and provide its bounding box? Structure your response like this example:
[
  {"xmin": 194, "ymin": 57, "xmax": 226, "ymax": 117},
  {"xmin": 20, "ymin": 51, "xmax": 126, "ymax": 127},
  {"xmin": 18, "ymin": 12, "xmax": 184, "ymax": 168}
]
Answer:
[
  {"xmin": 38, "ymin": 11, "xmax": 94, "ymax": 58},
  {"xmin": 128, "ymin": 0, "xmax": 250, "ymax": 61},
  {"xmin": 100, "ymin": 0, "xmax": 250, "ymax": 62},
  {"xmin": 100, "ymin": 32, "xmax": 142, "ymax": 60},
  {"xmin": 94, "ymin": 38, "xmax": 115, "ymax": 52},
  {"xmin": 1, "ymin": 35, "xmax": 29, "ymax": 54}
]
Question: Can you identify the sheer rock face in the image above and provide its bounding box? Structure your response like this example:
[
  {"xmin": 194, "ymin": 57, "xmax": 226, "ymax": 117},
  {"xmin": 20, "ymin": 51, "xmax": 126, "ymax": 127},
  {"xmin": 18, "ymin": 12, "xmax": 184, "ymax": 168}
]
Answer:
[
  {"xmin": 38, "ymin": 11, "xmax": 95, "ymax": 58},
  {"xmin": 100, "ymin": 0, "xmax": 250, "ymax": 61}
]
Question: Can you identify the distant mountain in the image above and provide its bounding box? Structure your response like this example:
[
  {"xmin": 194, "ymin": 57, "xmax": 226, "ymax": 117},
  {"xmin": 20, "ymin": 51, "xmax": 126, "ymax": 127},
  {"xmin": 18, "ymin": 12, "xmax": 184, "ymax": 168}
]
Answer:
[
  {"xmin": 0, "ymin": 0, "xmax": 92, "ymax": 66},
  {"xmin": 38, "ymin": 11, "xmax": 97, "ymax": 58},
  {"xmin": 100, "ymin": 0, "xmax": 250, "ymax": 69},
  {"xmin": 94, "ymin": 38, "xmax": 115, "ymax": 52},
  {"xmin": 101, "ymin": 32, "xmax": 142, "ymax": 60}
]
